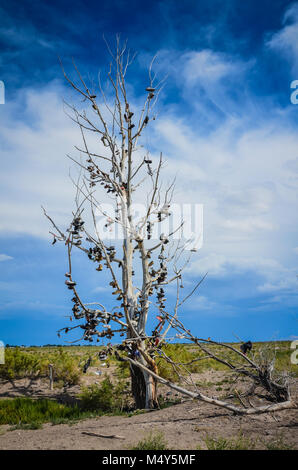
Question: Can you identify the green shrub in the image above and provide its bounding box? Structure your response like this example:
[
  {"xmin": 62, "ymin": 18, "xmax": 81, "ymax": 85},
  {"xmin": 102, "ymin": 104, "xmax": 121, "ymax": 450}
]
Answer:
[
  {"xmin": 0, "ymin": 347, "xmax": 81, "ymax": 386},
  {"xmin": 50, "ymin": 348, "xmax": 81, "ymax": 386},
  {"xmin": 0, "ymin": 348, "xmax": 42, "ymax": 380},
  {"xmin": 79, "ymin": 377, "xmax": 128, "ymax": 413},
  {"xmin": 156, "ymin": 343, "xmax": 228, "ymax": 381},
  {"xmin": 0, "ymin": 398, "xmax": 83, "ymax": 425},
  {"xmin": 157, "ymin": 394, "xmax": 181, "ymax": 409},
  {"xmin": 116, "ymin": 361, "xmax": 130, "ymax": 379},
  {"xmin": 130, "ymin": 431, "xmax": 169, "ymax": 450},
  {"xmin": 265, "ymin": 435, "xmax": 294, "ymax": 450},
  {"xmin": 204, "ymin": 433, "xmax": 256, "ymax": 450},
  {"xmin": 10, "ymin": 421, "xmax": 43, "ymax": 430}
]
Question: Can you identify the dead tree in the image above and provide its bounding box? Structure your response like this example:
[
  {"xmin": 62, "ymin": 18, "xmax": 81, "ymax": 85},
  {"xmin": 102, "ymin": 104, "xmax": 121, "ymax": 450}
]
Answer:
[
  {"xmin": 44, "ymin": 37, "xmax": 185, "ymax": 409},
  {"xmin": 44, "ymin": 38, "xmax": 296, "ymax": 414}
]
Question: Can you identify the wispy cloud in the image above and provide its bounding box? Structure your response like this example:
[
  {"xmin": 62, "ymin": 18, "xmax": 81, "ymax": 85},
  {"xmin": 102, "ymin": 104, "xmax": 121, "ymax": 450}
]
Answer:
[
  {"xmin": 267, "ymin": 2, "xmax": 298, "ymax": 74},
  {"xmin": 0, "ymin": 254, "xmax": 12, "ymax": 262}
]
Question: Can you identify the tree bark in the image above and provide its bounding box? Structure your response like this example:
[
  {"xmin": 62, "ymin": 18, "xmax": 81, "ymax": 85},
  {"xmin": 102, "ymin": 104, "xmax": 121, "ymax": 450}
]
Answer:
[
  {"xmin": 130, "ymin": 363, "xmax": 146, "ymax": 409},
  {"xmin": 130, "ymin": 349, "xmax": 158, "ymax": 409},
  {"xmin": 130, "ymin": 362, "xmax": 158, "ymax": 409}
]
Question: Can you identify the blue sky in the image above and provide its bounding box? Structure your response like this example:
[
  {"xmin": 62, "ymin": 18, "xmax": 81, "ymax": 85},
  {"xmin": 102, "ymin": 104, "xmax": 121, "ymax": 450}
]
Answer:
[{"xmin": 0, "ymin": 0, "xmax": 298, "ymax": 345}]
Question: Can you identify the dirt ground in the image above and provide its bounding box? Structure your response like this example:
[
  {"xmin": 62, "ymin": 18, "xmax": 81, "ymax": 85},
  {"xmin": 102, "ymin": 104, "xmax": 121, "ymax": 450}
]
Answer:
[{"xmin": 0, "ymin": 368, "xmax": 297, "ymax": 450}]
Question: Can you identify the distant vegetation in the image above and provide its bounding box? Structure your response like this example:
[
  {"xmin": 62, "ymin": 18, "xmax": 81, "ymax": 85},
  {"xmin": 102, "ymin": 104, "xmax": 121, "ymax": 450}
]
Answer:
[
  {"xmin": 1, "ymin": 341, "xmax": 297, "ymax": 384},
  {"xmin": 0, "ymin": 347, "xmax": 82, "ymax": 385},
  {"xmin": 157, "ymin": 341, "xmax": 298, "ymax": 380}
]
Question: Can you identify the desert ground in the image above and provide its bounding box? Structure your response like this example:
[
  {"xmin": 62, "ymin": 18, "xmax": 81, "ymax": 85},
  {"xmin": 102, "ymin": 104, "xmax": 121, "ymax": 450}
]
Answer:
[{"xmin": 0, "ymin": 363, "xmax": 297, "ymax": 450}]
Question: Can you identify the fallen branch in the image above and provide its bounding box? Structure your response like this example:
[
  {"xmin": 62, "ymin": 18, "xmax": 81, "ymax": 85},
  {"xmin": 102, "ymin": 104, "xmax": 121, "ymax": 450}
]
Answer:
[
  {"xmin": 82, "ymin": 431, "xmax": 125, "ymax": 439},
  {"xmin": 116, "ymin": 352, "xmax": 297, "ymax": 416}
]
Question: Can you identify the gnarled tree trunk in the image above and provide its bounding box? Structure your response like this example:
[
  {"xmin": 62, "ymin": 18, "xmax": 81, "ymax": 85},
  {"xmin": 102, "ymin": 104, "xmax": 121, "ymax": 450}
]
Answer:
[{"xmin": 130, "ymin": 364, "xmax": 158, "ymax": 409}]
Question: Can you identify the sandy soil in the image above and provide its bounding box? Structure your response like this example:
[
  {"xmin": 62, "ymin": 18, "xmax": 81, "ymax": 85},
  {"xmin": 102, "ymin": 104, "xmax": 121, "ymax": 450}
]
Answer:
[{"xmin": 0, "ymin": 369, "xmax": 297, "ymax": 450}]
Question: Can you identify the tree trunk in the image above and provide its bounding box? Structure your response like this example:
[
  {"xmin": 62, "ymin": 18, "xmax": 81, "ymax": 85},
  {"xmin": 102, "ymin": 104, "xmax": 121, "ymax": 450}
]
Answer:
[{"xmin": 130, "ymin": 363, "xmax": 158, "ymax": 409}]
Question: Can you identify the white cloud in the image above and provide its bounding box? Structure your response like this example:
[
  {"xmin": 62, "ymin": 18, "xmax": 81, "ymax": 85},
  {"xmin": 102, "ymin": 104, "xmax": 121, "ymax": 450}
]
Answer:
[
  {"xmin": 152, "ymin": 105, "xmax": 298, "ymax": 292},
  {"xmin": 267, "ymin": 2, "xmax": 298, "ymax": 73},
  {"xmin": 188, "ymin": 294, "xmax": 216, "ymax": 310},
  {"xmin": 0, "ymin": 83, "xmax": 78, "ymax": 237},
  {"xmin": 0, "ymin": 254, "xmax": 12, "ymax": 262},
  {"xmin": 222, "ymin": 217, "xmax": 275, "ymax": 233},
  {"xmin": 0, "ymin": 45, "xmax": 298, "ymax": 300},
  {"xmin": 257, "ymin": 276, "xmax": 298, "ymax": 293},
  {"xmin": 0, "ymin": 81, "xmax": 117, "ymax": 238},
  {"xmin": 182, "ymin": 50, "xmax": 241, "ymax": 84}
]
